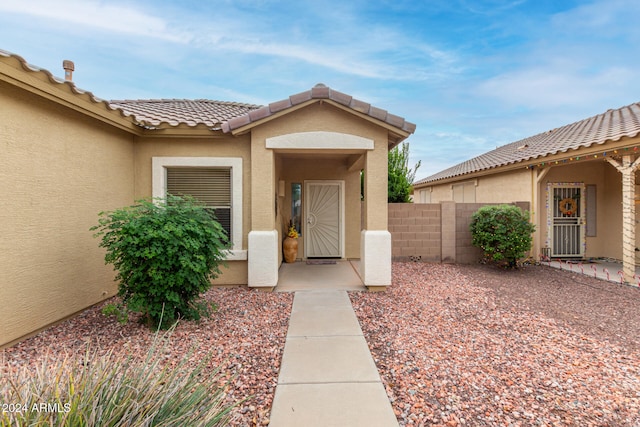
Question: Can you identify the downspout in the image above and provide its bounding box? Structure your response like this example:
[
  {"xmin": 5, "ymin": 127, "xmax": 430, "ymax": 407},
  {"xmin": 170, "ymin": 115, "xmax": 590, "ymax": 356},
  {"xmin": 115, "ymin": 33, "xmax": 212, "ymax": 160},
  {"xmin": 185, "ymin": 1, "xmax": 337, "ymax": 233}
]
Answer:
[{"xmin": 606, "ymin": 155, "xmax": 640, "ymax": 285}]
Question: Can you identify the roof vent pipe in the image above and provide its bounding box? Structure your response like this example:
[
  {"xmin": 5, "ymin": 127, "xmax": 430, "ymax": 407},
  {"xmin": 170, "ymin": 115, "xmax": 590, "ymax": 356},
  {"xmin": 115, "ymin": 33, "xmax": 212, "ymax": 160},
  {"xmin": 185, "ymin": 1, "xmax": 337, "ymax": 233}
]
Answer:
[{"xmin": 63, "ymin": 60, "xmax": 74, "ymax": 82}]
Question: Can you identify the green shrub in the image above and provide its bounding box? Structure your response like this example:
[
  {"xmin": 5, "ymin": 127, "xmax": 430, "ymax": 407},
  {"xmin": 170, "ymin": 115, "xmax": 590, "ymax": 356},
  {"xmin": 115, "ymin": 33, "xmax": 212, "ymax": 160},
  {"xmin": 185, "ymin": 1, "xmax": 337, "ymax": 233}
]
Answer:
[
  {"xmin": 388, "ymin": 142, "xmax": 421, "ymax": 203},
  {"xmin": 469, "ymin": 204, "xmax": 535, "ymax": 267},
  {"xmin": 92, "ymin": 195, "xmax": 228, "ymax": 329},
  {"xmin": 1, "ymin": 330, "xmax": 236, "ymax": 427}
]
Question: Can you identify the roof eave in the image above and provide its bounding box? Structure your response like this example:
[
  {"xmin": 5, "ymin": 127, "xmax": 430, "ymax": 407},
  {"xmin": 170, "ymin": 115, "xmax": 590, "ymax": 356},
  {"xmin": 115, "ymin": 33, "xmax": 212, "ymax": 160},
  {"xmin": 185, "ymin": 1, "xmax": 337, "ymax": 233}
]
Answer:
[
  {"xmin": 414, "ymin": 135, "xmax": 640, "ymax": 188},
  {"xmin": 0, "ymin": 53, "xmax": 140, "ymax": 135},
  {"xmin": 224, "ymin": 98, "xmax": 414, "ymax": 145}
]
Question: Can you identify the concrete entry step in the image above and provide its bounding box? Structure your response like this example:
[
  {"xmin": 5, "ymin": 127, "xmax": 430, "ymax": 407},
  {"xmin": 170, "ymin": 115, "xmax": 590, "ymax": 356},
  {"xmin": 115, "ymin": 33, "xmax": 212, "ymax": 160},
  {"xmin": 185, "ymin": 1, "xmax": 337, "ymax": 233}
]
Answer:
[
  {"xmin": 276, "ymin": 260, "xmax": 365, "ymax": 292},
  {"xmin": 269, "ymin": 290, "xmax": 398, "ymax": 426}
]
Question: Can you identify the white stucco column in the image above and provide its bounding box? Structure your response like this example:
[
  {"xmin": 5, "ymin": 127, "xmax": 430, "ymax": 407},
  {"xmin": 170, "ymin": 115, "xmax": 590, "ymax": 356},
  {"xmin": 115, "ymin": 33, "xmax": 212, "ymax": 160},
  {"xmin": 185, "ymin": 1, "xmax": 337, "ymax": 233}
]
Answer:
[
  {"xmin": 248, "ymin": 132, "xmax": 278, "ymax": 289},
  {"xmin": 361, "ymin": 230, "xmax": 392, "ymax": 288},
  {"xmin": 248, "ymin": 230, "xmax": 279, "ymax": 288},
  {"xmin": 606, "ymin": 155, "xmax": 640, "ymax": 285},
  {"xmin": 361, "ymin": 141, "xmax": 391, "ymax": 289}
]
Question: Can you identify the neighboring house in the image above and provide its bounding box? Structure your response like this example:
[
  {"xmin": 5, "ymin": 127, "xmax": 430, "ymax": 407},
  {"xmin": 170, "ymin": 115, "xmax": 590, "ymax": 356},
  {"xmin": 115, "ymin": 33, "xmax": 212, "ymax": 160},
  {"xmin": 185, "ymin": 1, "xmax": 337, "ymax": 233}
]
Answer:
[
  {"xmin": 414, "ymin": 103, "xmax": 640, "ymax": 284},
  {"xmin": 0, "ymin": 50, "xmax": 415, "ymax": 347}
]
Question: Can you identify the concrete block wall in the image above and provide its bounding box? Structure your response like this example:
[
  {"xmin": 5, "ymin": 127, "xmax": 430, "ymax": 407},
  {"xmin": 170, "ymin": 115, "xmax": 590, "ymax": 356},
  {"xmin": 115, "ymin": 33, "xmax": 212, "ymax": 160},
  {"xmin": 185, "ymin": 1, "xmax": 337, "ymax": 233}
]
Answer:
[
  {"xmin": 455, "ymin": 203, "xmax": 488, "ymax": 264},
  {"xmin": 388, "ymin": 203, "xmax": 441, "ymax": 262},
  {"xmin": 389, "ymin": 202, "xmax": 530, "ymax": 264}
]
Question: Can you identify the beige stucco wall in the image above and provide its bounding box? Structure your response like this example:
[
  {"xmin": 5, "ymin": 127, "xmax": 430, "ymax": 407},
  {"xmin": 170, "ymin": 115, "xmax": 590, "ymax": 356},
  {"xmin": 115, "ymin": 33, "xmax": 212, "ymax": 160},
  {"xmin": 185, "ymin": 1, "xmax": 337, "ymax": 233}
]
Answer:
[
  {"xmin": 249, "ymin": 102, "xmax": 390, "ymax": 259},
  {"xmin": 133, "ymin": 135, "xmax": 252, "ymax": 285},
  {"xmin": 424, "ymin": 168, "xmax": 533, "ymax": 204},
  {"xmin": 538, "ymin": 161, "xmax": 622, "ymax": 260},
  {"xmin": 1, "ymin": 82, "xmax": 135, "ymax": 347},
  {"xmin": 423, "ymin": 159, "xmax": 626, "ymax": 261},
  {"xmin": 475, "ymin": 170, "xmax": 532, "ymax": 202}
]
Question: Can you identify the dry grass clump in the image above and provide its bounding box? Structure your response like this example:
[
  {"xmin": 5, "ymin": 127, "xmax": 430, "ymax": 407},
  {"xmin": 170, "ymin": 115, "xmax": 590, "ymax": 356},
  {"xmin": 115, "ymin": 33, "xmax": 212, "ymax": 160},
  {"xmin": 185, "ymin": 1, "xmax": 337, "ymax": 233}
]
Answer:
[{"xmin": 1, "ymin": 327, "xmax": 236, "ymax": 427}]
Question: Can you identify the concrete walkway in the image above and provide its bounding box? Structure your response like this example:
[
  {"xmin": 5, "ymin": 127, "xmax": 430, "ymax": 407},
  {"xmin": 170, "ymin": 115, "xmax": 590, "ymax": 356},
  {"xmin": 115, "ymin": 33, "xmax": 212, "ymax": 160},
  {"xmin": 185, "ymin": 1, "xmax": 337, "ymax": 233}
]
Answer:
[
  {"xmin": 544, "ymin": 258, "xmax": 640, "ymax": 286},
  {"xmin": 276, "ymin": 260, "xmax": 366, "ymax": 292},
  {"xmin": 269, "ymin": 290, "xmax": 398, "ymax": 427}
]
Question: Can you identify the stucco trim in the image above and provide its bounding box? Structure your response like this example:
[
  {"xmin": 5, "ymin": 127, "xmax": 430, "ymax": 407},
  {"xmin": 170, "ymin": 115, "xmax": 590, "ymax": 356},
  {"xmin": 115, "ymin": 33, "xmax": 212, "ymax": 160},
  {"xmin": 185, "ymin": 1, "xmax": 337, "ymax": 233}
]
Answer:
[
  {"xmin": 265, "ymin": 131, "xmax": 374, "ymax": 150},
  {"xmin": 152, "ymin": 157, "xmax": 246, "ymax": 260},
  {"xmin": 248, "ymin": 230, "xmax": 279, "ymax": 287},
  {"xmin": 360, "ymin": 230, "xmax": 392, "ymax": 287}
]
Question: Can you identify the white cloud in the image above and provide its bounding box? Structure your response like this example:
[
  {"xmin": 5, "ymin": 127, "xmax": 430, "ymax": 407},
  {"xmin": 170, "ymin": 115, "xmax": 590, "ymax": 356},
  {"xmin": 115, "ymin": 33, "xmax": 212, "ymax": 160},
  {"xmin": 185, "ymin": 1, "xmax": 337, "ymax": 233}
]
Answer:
[
  {"xmin": 0, "ymin": 0, "xmax": 189, "ymax": 42},
  {"xmin": 476, "ymin": 64, "xmax": 635, "ymax": 110},
  {"xmin": 1, "ymin": 0, "xmax": 462, "ymax": 82}
]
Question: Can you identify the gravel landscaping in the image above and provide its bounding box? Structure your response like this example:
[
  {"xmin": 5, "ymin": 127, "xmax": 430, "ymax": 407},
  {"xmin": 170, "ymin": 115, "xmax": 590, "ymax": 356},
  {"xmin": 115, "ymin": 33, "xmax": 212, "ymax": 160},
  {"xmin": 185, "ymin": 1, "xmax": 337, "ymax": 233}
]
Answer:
[
  {"xmin": 2, "ymin": 262, "xmax": 639, "ymax": 426},
  {"xmin": 1, "ymin": 287, "xmax": 293, "ymax": 426},
  {"xmin": 351, "ymin": 262, "xmax": 640, "ymax": 426}
]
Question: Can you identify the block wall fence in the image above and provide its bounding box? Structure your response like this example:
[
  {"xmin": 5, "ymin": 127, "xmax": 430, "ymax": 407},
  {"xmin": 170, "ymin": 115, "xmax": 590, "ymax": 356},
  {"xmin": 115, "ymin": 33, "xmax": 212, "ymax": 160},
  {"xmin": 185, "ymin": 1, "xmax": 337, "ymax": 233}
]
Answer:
[{"xmin": 388, "ymin": 202, "xmax": 530, "ymax": 264}]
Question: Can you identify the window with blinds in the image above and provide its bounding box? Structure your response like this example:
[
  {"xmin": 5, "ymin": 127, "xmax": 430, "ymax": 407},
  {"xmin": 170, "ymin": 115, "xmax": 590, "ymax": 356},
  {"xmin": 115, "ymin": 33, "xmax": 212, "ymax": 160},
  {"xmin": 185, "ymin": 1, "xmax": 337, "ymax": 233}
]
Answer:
[
  {"xmin": 452, "ymin": 182, "xmax": 476, "ymax": 203},
  {"xmin": 166, "ymin": 167, "xmax": 232, "ymax": 241}
]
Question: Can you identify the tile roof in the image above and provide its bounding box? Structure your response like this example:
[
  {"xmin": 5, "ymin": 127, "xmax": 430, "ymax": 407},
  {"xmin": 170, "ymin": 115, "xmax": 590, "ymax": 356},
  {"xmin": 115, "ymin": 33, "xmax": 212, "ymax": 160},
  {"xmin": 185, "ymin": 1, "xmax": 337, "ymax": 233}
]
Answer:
[
  {"xmin": 221, "ymin": 83, "xmax": 417, "ymax": 135},
  {"xmin": 0, "ymin": 48, "xmax": 125, "ymax": 117},
  {"xmin": 108, "ymin": 99, "xmax": 262, "ymax": 128},
  {"xmin": 416, "ymin": 102, "xmax": 640, "ymax": 185},
  {"xmin": 2, "ymin": 50, "xmax": 415, "ymax": 137}
]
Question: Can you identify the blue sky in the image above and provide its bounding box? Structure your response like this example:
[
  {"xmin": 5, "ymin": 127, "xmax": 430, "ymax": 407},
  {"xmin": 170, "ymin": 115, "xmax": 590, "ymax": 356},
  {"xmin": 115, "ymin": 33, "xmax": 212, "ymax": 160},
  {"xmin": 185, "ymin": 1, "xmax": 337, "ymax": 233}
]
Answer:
[{"xmin": 1, "ymin": 0, "xmax": 639, "ymax": 179}]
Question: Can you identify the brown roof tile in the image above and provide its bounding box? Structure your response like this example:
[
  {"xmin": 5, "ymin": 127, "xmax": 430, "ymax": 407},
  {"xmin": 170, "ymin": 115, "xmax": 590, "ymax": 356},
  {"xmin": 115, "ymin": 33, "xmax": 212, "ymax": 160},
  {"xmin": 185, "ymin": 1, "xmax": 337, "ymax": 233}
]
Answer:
[
  {"xmin": 222, "ymin": 83, "xmax": 416, "ymax": 136},
  {"xmin": 415, "ymin": 102, "xmax": 640, "ymax": 185},
  {"xmin": 349, "ymin": 98, "xmax": 371, "ymax": 114},
  {"xmin": 329, "ymin": 89, "xmax": 353, "ymax": 107},
  {"xmin": 0, "ymin": 49, "xmax": 130, "ymax": 121},
  {"xmin": 268, "ymin": 98, "xmax": 292, "ymax": 113},
  {"xmin": 109, "ymin": 99, "xmax": 261, "ymax": 128},
  {"xmin": 1, "ymin": 50, "xmax": 415, "ymax": 137}
]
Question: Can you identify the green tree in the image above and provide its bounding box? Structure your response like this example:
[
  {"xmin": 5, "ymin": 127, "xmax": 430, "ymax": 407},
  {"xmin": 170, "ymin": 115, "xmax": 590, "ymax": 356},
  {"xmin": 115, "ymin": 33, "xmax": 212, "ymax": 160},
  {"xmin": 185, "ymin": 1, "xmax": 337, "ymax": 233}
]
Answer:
[
  {"xmin": 92, "ymin": 195, "xmax": 229, "ymax": 329},
  {"xmin": 469, "ymin": 204, "xmax": 535, "ymax": 268},
  {"xmin": 388, "ymin": 142, "xmax": 421, "ymax": 203}
]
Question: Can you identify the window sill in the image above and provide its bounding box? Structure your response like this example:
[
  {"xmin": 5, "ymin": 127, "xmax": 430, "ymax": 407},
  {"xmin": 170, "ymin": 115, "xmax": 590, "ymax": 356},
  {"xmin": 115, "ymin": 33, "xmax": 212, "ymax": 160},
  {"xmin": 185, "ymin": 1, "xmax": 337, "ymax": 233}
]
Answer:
[{"xmin": 224, "ymin": 249, "xmax": 248, "ymax": 261}]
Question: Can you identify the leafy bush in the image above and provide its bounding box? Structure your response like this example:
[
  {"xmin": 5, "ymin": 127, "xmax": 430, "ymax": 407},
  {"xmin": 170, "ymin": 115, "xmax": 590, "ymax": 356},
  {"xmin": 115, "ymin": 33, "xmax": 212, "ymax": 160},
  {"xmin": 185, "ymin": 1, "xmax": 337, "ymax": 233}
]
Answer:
[
  {"xmin": 1, "ymin": 330, "xmax": 236, "ymax": 426},
  {"xmin": 388, "ymin": 170, "xmax": 412, "ymax": 203},
  {"xmin": 469, "ymin": 204, "xmax": 535, "ymax": 267},
  {"xmin": 92, "ymin": 195, "xmax": 229, "ymax": 329},
  {"xmin": 388, "ymin": 142, "xmax": 421, "ymax": 203}
]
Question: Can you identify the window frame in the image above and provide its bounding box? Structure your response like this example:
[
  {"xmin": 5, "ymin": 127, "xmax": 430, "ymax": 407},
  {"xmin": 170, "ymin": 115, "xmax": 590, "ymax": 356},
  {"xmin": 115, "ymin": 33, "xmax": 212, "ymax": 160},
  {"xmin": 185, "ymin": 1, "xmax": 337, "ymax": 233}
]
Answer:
[
  {"xmin": 451, "ymin": 180, "xmax": 477, "ymax": 203},
  {"xmin": 152, "ymin": 157, "xmax": 246, "ymax": 260}
]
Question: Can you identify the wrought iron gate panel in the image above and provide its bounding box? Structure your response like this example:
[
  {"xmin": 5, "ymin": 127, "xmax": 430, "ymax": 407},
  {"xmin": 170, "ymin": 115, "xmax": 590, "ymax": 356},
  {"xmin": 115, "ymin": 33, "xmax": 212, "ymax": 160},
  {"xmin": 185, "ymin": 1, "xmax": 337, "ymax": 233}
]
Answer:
[{"xmin": 550, "ymin": 185, "xmax": 584, "ymax": 257}]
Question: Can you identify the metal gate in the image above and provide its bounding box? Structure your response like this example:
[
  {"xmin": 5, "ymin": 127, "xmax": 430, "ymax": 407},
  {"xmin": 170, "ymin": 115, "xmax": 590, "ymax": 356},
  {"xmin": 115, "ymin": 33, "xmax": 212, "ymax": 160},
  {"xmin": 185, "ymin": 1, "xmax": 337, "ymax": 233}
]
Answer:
[
  {"xmin": 550, "ymin": 184, "xmax": 585, "ymax": 257},
  {"xmin": 304, "ymin": 181, "xmax": 343, "ymax": 258}
]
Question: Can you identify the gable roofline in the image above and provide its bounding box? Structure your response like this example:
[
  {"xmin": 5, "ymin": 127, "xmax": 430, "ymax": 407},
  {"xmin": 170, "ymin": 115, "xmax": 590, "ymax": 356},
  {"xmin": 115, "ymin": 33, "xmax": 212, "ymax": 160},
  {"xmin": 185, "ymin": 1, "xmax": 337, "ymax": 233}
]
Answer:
[
  {"xmin": 0, "ymin": 49, "xmax": 140, "ymax": 134},
  {"xmin": 221, "ymin": 83, "xmax": 417, "ymax": 145},
  {"xmin": 1, "ymin": 51, "xmax": 416, "ymax": 142},
  {"xmin": 415, "ymin": 102, "xmax": 640, "ymax": 187}
]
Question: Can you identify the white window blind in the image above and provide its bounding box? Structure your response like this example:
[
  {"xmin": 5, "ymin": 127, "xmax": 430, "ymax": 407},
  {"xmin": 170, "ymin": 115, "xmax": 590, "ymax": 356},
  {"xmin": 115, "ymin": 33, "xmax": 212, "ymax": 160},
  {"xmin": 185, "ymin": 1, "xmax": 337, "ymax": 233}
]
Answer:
[
  {"xmin": 166, "ymin": 167, "xmax": 232, "ymax": 240},
  {"xmin": 452, "ymin": 182, "xmax": 476, "ymax": 203}
]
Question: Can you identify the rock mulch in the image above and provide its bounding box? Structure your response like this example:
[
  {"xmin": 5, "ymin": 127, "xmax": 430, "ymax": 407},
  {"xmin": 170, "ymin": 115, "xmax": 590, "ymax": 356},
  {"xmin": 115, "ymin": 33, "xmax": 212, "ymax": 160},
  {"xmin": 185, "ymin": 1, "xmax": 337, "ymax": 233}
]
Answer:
[
  {"xmin": 1, "ymin": 287, "xmax": 293, "ymax": 427},
  {"xmin": 351, "ymin": 262, "xmax": 640, "ymax": 427},
  {"xmin": 3, "ymin": 262, "xmax": 639, "ymax": 426}
]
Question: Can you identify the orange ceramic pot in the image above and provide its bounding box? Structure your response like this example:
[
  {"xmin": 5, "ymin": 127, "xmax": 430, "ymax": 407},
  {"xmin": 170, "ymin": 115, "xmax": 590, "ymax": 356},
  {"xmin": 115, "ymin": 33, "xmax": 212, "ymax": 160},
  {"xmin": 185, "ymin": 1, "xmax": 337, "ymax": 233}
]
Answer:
[{"xmin": 283, "ymin": 237, "xmax": 298, "ymax": 263}]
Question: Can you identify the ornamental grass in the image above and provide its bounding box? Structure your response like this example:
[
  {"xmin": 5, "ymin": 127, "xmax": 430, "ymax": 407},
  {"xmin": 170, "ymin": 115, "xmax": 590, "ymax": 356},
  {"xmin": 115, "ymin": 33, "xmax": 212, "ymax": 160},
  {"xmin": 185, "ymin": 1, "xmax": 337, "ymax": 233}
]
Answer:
[{"xmin": 1, "ymin": 327, "xmax": 236, "ymax": 427}]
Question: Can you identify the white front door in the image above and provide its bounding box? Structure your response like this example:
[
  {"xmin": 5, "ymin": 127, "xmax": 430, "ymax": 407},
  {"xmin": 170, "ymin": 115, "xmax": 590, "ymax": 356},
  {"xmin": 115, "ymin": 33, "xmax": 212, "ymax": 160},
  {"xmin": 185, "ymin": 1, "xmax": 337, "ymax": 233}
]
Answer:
[
  {"xmin": 549, "ymin": 183, "xmax": 585, "ymax": 258},
  {"xmin": 304, "ymin": 181, "xmax": 344, "ymax": 258}
]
